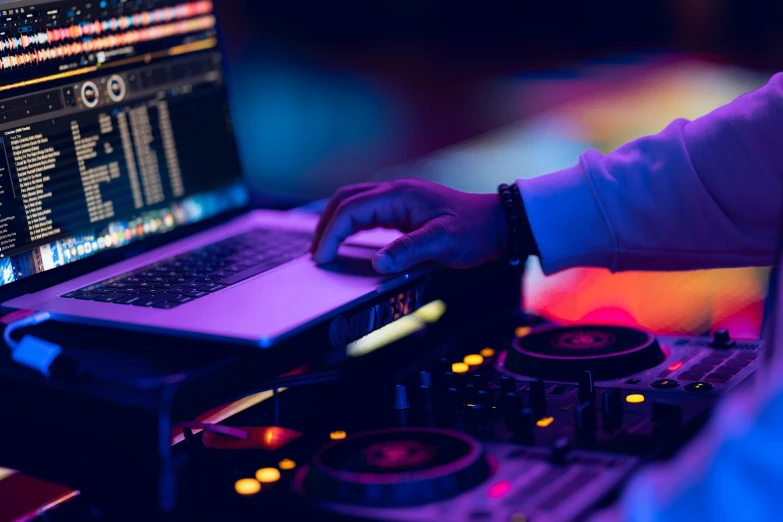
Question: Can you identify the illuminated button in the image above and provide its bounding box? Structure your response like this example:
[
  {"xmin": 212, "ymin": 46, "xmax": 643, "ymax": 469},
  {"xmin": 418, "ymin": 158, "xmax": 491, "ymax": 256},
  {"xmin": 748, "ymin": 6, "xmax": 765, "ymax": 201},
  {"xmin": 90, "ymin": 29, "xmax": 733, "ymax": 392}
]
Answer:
[
  {"xmin": 626, "ymin": 394, "xmax": 645, "ymax": 403},
  {"xmin": 536, "ymin": 416, "xmax": 554, "ymax": 427},
  {"xmin": 480, "ymin": 347, "xmax": 495, "ymax": 358},
  {"xmin": 463, "ymin": 354, "xmax": 484, "ymax": 366},
  {"xmin": 255, "ymin": 467, "xmax": 281, "ymax": 483},
  {"xmin": 515, "ymin": 326, "xmax": 531, "ymax": 337},
  {"xmin": 452, "ymin": 362, "xmax": 469, "ymax": 374},
  {"xmin": 487, "ymin": 480, "xmax": 512, "ymax": 498},
  {"xmin": 234, "ymin": 478, "xmax": 261, "ymax": 496},
  {"xmin": 650, "ymin": 379, "xmax": 680, "ymax": 389},
  {"xmin": 279, "ymin": 459, "xmax": 296, "ymax": 470},
  {"xmin": 330, "ymin": 430, "xmax": 347, "ymax": 440},
  {"xmin": 684, "ymin": 382, "xmax": 714, "ymax": 392},
  {"xmin": 666, "ymin": 361, "xmax": 683, "ymax": 371}
]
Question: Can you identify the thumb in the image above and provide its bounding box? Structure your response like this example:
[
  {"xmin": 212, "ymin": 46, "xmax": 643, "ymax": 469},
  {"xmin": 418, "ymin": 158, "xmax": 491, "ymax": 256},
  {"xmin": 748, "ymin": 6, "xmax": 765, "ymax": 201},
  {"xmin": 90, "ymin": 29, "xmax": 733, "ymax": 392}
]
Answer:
[{"xmin": 373, "ymin": 219, "xmax": 456, "ymax": 274}]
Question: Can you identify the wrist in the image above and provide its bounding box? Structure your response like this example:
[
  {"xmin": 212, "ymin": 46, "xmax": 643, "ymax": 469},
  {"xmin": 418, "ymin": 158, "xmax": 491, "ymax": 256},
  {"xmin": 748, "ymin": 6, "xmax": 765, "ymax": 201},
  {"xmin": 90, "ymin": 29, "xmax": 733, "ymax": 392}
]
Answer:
[
  {"xmin": 489, "ymin": 193, "xmax": 509, "ymax": 259},
  {"xmin": 497, "ymin": 182, "xmax": 538, "ymax": 265}
]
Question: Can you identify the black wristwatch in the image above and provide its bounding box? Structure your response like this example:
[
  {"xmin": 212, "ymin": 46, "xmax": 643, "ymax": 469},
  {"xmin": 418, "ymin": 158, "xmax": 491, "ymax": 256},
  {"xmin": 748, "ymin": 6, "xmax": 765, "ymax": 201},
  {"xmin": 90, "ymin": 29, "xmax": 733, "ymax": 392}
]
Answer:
[{"xmin": 498, "ymin": 183, "xmax": 539, "ymax": 266}]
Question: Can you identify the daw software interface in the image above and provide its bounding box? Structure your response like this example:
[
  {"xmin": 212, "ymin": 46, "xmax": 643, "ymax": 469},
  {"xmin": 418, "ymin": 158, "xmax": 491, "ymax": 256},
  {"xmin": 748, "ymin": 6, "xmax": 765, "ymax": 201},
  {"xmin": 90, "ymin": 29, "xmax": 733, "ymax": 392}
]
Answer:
[{"xmin": 0, "ymin": 0, "xmax": 248, "ymax": 288}]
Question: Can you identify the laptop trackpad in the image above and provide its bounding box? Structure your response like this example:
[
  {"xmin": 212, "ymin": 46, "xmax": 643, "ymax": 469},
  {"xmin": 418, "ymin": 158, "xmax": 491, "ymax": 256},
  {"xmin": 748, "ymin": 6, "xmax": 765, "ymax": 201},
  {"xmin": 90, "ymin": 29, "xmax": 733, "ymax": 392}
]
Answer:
[{"xmin": 318, "ymin": 245, "xmax": 382, "ymax": 277}]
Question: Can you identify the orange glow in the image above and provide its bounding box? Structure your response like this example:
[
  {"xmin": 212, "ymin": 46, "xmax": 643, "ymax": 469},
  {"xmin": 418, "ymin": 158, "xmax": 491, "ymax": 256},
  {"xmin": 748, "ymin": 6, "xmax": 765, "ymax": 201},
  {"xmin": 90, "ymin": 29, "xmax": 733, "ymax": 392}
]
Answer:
[
  {"xmin": 480, "ymin": 347, "xmax": 495, "ymax": 357},
  {"xmin": 202, "ymin": 426, "xmax": 301, "ymax": 451},
  {"xmin": 279, "ymin": 459, "xmax": 296, "ymax": 470},
  {"xmin": 171, "ymin": 389, "xmax": 289, "ymax": 445},
  {"xmin": 463, "ymin": 354, "xmax": 484, "ymax": 366},
  {"xmin": 536, "ymin": 417, "xmax": 554, "ymax": 427},
  {"xmin": 452, "ymin": 362, "xmax": 469, "ymax": 374},
  {"xmin": 255, "ymin": 468, "xmax": 281, "ymax": 483},
  {"xmin": 234, "ymin": 478, "xmax": 261, "ymax": 496},
  {"xmin": 515, "ymin": 326, "xmax": 532, "ymax": 337},
  {"xmin": 330, "ymin": 430, "xmax": 347, "ymax": 440},
  {"xmin": 516, "ymin": 64, "xmax": 771, "ymax": 339},
  {"xmin": 667, "ymin": 361, "xmax": 683, "ymax": 371}
]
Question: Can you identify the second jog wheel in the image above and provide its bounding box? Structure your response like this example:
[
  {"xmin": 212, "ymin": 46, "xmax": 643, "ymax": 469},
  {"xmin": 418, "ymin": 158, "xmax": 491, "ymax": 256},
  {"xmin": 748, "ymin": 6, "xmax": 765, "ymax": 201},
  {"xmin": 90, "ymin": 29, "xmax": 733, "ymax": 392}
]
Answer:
[
  {"xmin": 81, "ymin": 81, "xmax": 99, "ymax": 108},
  {"xmin": 107, "ymin": 75, "xmax": 126, "ymax": 102}
]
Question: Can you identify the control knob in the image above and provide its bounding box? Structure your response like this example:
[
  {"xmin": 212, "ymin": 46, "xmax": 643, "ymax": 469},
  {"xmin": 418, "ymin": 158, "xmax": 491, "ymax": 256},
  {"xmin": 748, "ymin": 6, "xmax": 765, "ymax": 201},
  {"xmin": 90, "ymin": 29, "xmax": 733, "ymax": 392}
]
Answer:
[
  {"xmin": 602, "ymin": 387, "xmax": 624, "ymax": 432},
  {"xmin": 393, "ymin": 384, "xmax": 410, "ymax": 426},
  {"xmin": 511, "ymin": 407, "xmax": 536, "ymax": 445},
  {"xmin": 500, "ymin": 376, "xmax": 517, "ymax": 395},
  {"xmin": 711, "ymin": 329, "xmax": 735, "ymax": 349},
  {"xmin": 529, "ymin": 379, "xmax": 548, "ymax": 416},
  {"xmin": 578, "ymin": 370, "xmax": 595, "ymax": 403},
  {"xmin": 419, "ymin": 371, "xmax": 434, "ymax": 413},
  {"xmin": 575, "ymin": 401, "xmax": 596, "ymax": 446},
  {"xmin": 550, "ymin": 437, "xmax": 572, "ymax": 465},
  {"xmin": 502, "ymin": 392, "xmax": 523, "ymax": 429}
]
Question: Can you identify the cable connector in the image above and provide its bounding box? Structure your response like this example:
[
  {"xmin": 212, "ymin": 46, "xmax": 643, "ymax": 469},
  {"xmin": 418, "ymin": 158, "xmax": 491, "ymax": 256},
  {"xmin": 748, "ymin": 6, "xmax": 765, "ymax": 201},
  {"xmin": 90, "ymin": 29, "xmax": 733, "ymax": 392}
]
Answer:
[
  {"xmin": 3, "ymin": 311, "xmax": 77, "ymax": 378},
  {"xmin": 12, "ymin": 335, "xmax": 74, "ymax": 378}
]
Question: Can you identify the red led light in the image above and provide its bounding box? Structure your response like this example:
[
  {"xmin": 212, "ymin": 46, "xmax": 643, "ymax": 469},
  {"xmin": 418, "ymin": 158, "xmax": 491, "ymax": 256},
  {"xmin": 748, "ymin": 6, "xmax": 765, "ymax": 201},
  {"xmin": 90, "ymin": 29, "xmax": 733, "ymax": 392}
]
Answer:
[
  {"xmin": 666, "ymin": 361, "xmax": 683, "ymax": 371},
  {"xmin": 487, "ymin": 480, "xmax": 512, "ymax": 499}
]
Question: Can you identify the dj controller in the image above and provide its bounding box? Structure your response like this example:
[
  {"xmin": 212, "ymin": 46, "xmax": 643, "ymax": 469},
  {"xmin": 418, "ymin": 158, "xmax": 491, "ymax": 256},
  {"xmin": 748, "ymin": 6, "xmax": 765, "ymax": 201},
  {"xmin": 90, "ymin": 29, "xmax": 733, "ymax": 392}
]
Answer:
[{"xmin": 165, "ymin": 316, "xmax": 761, "ymax": 522}]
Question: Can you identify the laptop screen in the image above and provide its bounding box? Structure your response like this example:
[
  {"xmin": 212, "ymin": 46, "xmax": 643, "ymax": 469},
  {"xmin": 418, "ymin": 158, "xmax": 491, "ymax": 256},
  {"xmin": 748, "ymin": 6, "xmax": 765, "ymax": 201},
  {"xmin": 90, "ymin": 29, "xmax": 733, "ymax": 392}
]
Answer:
[{"xmin": 0, "ymin": 0, "xmax": 248, "ymax": 289}]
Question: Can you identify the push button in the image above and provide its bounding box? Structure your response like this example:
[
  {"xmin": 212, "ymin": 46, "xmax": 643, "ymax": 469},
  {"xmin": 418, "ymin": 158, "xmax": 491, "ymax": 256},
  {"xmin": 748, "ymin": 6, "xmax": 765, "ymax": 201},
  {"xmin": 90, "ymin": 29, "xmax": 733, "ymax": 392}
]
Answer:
[
  {"xmin": 705, "ymin": 373, "xmax": 731, "ymax": 383},
  {"xmin": 650, "ymin": 379, "xmax": 680, "ymax": 389},
  {"xmin": 684, "ymin": 382, "xmax": 714, "ymax": 392},
  {"xmin": 677, "ymin": 371, "xmax": 705, "ymax": 381}
]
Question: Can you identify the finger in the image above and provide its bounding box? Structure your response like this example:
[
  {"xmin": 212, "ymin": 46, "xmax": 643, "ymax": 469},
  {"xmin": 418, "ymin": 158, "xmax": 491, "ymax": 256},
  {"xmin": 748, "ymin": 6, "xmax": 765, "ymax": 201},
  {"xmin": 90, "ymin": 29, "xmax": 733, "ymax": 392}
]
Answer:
[
  {"xmin": 313, "ymin": 187, "xmax": 398, "ymax": 264},
  {"xmin": 373, "ymin": 218, "xmax": 458, "ymax": 274},
  {"xmin": 311, "ymin": 183, "xmax": 378, "ymax": 253}
]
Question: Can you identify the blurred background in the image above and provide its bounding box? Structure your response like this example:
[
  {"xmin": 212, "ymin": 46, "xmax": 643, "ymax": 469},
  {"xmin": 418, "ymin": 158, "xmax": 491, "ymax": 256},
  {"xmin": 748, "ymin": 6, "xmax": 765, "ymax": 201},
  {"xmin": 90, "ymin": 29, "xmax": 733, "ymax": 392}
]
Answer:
[{"xmin": 216, "ymin": 0, "xmax": 783, "ymax": 339}]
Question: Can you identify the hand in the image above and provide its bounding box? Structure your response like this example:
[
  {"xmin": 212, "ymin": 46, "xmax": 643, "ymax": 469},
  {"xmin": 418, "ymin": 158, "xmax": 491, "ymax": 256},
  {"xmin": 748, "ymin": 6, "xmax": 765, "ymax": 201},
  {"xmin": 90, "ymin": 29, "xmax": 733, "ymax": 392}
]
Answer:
[{"xmin": 311, "ymin": 179, "xmax": 508, "ymax": 274}]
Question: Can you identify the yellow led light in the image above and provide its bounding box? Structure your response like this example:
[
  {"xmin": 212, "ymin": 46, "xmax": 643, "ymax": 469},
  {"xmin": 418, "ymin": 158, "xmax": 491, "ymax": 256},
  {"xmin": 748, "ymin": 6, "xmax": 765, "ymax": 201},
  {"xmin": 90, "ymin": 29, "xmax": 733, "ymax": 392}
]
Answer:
[
  {"xmin": 234, "ymin": 478, "xmax": 261, "ymax": 496},
  {"xmin": 480, "ymin": 347, "xmax": 495, "ymax": 358},
  {"xmin": 626, "ymin": 394, "xmax": 645, "ymax": 404},
  {"xmin": 279, "ymin": 459, "xmax": 296, "ymax": 470},
  {"xmin": 451, "ymin": 362, "xmax": 469, "ymax": 374},
  {"xmin": 536, "ymin": 416, "xmax": 554, "ymax": 427},
  {"xmin": 510, "ymin": 513, "xmax": 528, "ymax": 522},
  {"xmin": 463, "ymin": 354, "xmax": 484, "ymax": 366},
  {"xmin": 255, "ymin": 467, "xmax": 281, "ymax": 483},
  {"xmin": 330, "ymin": 430, "xmax": 347, "ymax": 440},
  {"xmin": 515, "ymin": 326, "xmax": 532, "ymax": 338}
]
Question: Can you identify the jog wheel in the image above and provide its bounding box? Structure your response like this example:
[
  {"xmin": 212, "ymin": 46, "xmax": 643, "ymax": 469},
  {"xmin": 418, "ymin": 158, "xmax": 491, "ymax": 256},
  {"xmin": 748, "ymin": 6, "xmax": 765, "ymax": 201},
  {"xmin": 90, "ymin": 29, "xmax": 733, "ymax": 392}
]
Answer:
[
  {"xmin": 504, "ymin": 325, "xmax": 666, "ymax": 380},
  {"xmin": 300, "ymin": 428, "xmax": 491, "ymax": 507}
]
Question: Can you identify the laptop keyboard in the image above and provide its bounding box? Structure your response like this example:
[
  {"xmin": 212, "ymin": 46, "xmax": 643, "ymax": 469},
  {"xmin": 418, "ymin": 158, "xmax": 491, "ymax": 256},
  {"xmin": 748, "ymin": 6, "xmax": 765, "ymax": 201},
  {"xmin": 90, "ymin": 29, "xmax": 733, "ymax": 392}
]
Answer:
[{"xmin": 60, "ymin": 228, "xmax": 312, "ymax": 309}]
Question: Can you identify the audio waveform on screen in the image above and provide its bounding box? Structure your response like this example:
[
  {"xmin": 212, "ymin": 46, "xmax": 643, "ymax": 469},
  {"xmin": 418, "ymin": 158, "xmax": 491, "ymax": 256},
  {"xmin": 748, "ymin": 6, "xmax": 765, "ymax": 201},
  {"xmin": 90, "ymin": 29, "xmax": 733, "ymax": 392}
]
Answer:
[
  {"xmin": 0, "ymin": 14, "xmax": 215, "ymax": 70},
  {"xmin": 0, "ymin": 1, "xmax": 213, "ymax": 52}
]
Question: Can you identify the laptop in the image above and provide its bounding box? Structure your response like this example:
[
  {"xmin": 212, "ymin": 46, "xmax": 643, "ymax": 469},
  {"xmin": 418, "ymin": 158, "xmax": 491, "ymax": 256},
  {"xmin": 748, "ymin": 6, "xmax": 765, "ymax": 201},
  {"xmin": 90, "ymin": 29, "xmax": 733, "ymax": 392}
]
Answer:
[{"xmin": 0, "ymin": 0, "xmax": 422, "ymax": 347}]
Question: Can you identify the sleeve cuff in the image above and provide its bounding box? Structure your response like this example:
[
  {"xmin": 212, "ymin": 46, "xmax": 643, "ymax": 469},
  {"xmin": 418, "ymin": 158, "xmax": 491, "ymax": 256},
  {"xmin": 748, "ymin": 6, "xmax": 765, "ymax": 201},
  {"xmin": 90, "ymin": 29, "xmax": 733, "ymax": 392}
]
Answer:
[{"xmin": 517, "ymin": 160, "xmax": 616, "ymax": 275}]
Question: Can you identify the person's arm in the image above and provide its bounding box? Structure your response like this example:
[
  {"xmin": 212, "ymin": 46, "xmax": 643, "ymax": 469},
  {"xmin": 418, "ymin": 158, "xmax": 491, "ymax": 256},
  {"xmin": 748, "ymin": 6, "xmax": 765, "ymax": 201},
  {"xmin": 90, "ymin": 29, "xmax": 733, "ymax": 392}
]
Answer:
[{"xmin": 521, "ymin": 72, "xmax": 783, "ymax": 275}]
